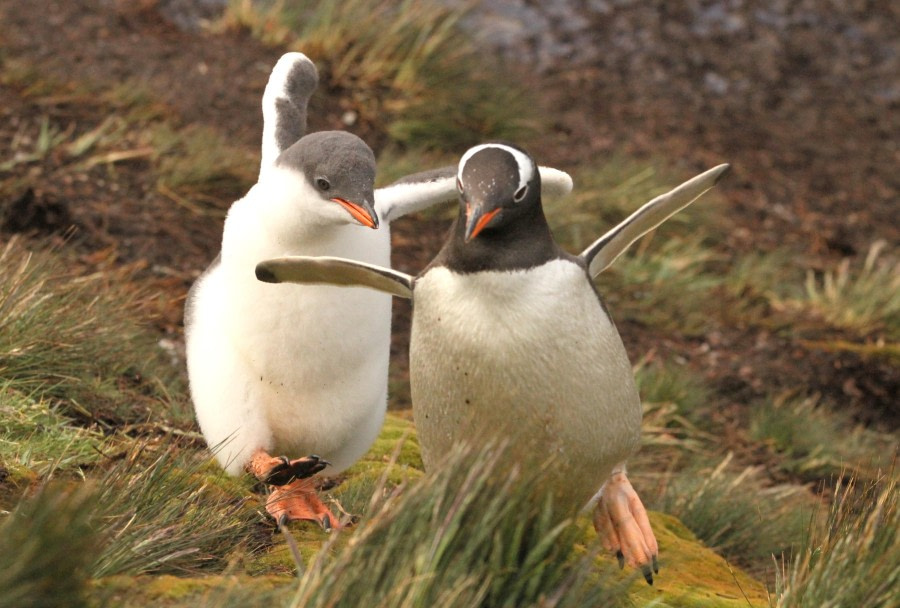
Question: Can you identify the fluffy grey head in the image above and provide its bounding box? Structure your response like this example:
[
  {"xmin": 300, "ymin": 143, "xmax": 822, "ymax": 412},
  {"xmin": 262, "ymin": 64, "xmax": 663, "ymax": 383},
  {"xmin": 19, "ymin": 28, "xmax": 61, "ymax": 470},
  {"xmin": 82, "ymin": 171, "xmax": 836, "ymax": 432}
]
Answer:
[{"xmin": 276, "ymin": 131, "xmax": 379, "ymax": 226}]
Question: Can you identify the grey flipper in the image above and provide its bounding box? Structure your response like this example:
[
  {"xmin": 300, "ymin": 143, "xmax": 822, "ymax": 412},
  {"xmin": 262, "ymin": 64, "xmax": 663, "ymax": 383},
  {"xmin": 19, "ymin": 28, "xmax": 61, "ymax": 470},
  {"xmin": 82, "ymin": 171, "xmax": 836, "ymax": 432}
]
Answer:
[
  {"xmin": 260, "ymin": 53, "xmax": 319, "ymax": 173},
  {"xmin": 255, "ymin": 256, "xmax": 414, "ymax": 299},
  {"xmin": 580, "ymin": 164, "xmax": 730, "ymax": 277},
  {"xmin": 375, "ymin": 165, "xmax": 574, "ymax": 223}
]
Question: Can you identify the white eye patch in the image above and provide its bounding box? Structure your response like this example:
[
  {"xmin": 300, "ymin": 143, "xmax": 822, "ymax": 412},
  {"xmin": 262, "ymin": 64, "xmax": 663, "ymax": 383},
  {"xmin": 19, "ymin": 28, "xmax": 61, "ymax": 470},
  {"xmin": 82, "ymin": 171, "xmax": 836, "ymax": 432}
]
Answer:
[{"xmin": 457, "ymin": 143, "xmax": 535, "ymax": 195}]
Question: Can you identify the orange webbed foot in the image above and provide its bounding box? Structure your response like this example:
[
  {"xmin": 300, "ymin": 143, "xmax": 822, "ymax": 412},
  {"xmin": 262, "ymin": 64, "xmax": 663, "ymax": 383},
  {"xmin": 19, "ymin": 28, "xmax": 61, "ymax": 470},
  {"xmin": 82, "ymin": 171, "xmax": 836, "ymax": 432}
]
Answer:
[
  {"xmin": 267, "ymin": 477, "xmax": 341, "ymax": 531},
  {"xmin": 593, "ymin": 469, "xmax": 659, "ymax": 585}
]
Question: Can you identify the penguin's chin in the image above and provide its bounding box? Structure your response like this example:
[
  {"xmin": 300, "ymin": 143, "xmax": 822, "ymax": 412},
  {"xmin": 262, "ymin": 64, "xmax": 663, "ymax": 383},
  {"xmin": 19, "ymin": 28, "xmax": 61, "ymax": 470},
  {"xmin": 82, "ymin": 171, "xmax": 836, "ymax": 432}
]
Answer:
[{"xmin": 332, "ymin": 198, "xmax": 378, "ymax": 229}]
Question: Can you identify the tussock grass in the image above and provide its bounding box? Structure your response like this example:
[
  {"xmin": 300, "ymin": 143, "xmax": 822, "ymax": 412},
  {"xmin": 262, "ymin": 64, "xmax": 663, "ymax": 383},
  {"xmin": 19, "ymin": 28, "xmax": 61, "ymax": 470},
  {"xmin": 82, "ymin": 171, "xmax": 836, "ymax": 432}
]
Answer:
[
  {"xmin": 772, "ymin": 474, "xmax": 898, "ymax": 608},
  {"xmin": 750, "ymin": 392, "xmax": 897, "ymax": 481},
  {"xmin": 790, "ymin": 241, "xmax": 899, "ymax": 339},
  {"xmin": 635, "ymin": 358, "xmax": 712, "ymax": 419},
  {"xmin": 634, "ymin": 360, "xmax": 717, "ymax": 457},
  {"xmin": 543, "ymin": 159, "xmax": 733, "ymax": 334},
  {"xmin": 598, "ymin": 236, "xmax": 729, "ymax": 335},
  {"xmin": 547, "ymin": 159, "xmax": 724, "ymax": 252},
  {"xmin": 729, "ymin": 242, "xmax": 899, "ymax": 347},
  {"xmin": 0, "ymin": 482, "xmax": 100, "ymax": 608},
  {"xmin": 0, "ymin": 447, "xmax": 267, "ymax": 605},
  {"xmin": 219, "ymin": 0, "xmax": 537, "ymax": 149},
  {"xmin": 292, "ymin": 442, "xmax": 631, "ymax": 608},
  {"xmin": 653, "ymin": 453, "xmax": 811, "ymax": 576},
  {"xmin": 0, "ymin": 238, "xmax": 183, "ymax": 422},
  {"xmin": 91, "ymin": 446, "xmax": 264, "ymax": 577}
]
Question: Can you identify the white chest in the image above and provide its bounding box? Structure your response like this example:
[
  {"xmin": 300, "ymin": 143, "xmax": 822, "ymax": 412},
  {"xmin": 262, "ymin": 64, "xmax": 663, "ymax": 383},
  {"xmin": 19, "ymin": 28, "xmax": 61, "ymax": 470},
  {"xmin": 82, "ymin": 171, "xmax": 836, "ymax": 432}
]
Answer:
[
  {"xmin": 218, "ymin": 192, "xmax": 392, "ymax": 403},
  {"xmin": 410, "ymin": 260, "xmax": 642, "ymax": 504}
]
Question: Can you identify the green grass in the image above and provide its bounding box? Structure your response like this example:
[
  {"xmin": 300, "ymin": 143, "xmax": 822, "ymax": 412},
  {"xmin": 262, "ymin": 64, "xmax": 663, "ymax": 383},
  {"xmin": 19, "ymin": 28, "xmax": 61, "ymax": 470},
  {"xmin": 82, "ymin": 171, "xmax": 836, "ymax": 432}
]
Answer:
[
  {"xmin": 0, "ymin": 385, "xmax": 106, "ymax": 480},
  {"xmin": 633, "ymin": 358, "xmax": 716, "ymax": 456},
  {"xmin": 724, "ymin": 243, "xmax": 899, "ymax": 350},
  {"xmin": 219, "ymin": 0, "xmax": 538, "ymax": 149},
  {"xmin": 545, "ymin": 160, "xmax": 734, "ymax": 335},
  {"xmin": 0, "ymin": 58, "xmax": 254, "ymax": 220},
  {"xmin": 599, "ymin": 236, "xmax": 729, "ymax": 335}
]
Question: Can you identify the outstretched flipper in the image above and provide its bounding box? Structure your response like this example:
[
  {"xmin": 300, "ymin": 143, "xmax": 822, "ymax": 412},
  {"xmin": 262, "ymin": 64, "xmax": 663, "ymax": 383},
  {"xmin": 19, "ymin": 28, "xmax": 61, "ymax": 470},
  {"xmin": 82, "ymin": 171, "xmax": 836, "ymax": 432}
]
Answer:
[
  {"xmin": 580, "ymin": 164, "xmax": 730, "ymax": 278},
  {"xmin": 256, "ymin": 256, "xmax": 414, "ymax": 299},
  {"xmin": 375, "ymin": 165, "xmax": 574, "ymax": 223},
  {"xmin": 260, "ymin": 52, "xmax": 319, "ymax": 175}
]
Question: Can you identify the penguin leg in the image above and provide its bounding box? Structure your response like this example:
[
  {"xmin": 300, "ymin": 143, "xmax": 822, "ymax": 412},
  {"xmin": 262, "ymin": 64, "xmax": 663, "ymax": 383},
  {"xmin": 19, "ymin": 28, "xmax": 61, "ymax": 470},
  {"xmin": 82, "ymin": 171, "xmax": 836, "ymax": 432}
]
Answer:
[
  {"xmin": 266, "ymin": 477, "xmax": 340, "ymax": 531},
  {"xmin": 592, "ymin": 467, "xmax": 659, "ymax": 585},
  {"xmin": 247, "ymin": 450, "xmax": 329, "ymax": 486}
]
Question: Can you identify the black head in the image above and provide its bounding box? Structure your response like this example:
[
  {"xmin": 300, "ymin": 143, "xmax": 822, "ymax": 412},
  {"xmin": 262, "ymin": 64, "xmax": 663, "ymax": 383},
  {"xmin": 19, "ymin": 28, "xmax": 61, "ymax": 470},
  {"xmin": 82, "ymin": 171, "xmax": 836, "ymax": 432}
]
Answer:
[
  {"xmin": 276, "ymin": 130, "xmax": 379, "ymax": 228},
  {"xmin": 427, "ymin": 143, "xmax": 564, "ymax": 274},
  {"xmin": 457, "ymin": 143, "xmax": 541, "ymax": 241}
]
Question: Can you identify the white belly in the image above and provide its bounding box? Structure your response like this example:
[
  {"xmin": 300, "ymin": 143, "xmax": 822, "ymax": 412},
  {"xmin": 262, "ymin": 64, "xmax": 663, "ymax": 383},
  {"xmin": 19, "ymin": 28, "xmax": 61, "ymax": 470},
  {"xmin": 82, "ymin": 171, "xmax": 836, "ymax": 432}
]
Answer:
[
  {"xmin": 410, "ymin": 259, "xmax": 642, "ymax": 506},
  {"xmin": 187, "ymin": 208, "xmax": 391, "ymax": 475}
]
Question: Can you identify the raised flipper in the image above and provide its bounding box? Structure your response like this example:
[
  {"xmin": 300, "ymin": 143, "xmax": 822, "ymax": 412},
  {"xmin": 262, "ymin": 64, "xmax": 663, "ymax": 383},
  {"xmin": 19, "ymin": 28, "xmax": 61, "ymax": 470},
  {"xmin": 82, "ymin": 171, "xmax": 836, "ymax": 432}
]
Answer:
[
  {"xmin": 375, "ymin": 165, "xmax": 574, "ymax": 223},
  {"xmin": 580, "ymin": 164, "xmax": 730, "ymax": 278},
  {"xmin": 256, "ymin": 256, "xmax": 414, "ymax": 299},
  {"xmin": 260, "ymin": 52, "xmax": 319, "ymax": 175}
]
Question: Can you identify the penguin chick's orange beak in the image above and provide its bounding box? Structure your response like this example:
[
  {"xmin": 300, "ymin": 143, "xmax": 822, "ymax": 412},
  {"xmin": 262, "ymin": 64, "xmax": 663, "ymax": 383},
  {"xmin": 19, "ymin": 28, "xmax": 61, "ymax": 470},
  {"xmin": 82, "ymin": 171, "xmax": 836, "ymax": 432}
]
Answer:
[
  {"xmin": 464, "ymin": 204, "xmax": 501, "ymax": 241},
  {"xmin": 332, "ymin": 197, "xmax": 378, "ymax": 229}
]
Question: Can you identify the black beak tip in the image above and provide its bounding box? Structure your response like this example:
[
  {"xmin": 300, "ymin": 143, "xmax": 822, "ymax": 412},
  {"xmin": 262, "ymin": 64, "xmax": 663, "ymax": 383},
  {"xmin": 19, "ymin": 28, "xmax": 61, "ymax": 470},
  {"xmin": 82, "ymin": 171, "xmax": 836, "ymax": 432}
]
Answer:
[{"xmin": 256, "ymin": 264, "xmax": 278, "ymax": 283}]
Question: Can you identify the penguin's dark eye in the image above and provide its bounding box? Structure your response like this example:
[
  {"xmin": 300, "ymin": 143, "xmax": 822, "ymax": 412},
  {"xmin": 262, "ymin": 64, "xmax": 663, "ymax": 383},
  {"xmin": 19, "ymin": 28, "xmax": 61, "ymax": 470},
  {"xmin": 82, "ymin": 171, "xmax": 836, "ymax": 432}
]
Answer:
[
  {"xmin": 513, "ymin": 185, "xmax": 528, "ymax": 202},
  {"xmin": 316, "ymin": 177, "xmax": 331, "ymax": 191}
]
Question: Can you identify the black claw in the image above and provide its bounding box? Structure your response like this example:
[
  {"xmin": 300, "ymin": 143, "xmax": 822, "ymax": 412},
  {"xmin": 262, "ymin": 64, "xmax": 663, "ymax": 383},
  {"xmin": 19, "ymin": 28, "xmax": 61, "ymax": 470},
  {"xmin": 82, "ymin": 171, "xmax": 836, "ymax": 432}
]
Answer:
[
  {"xmin": 653, "ymin": 555, "xmax": 659, "ymax": 574},
  {"xmin": 292, "ymin": 454, "xmax": 330, "ymax": 479},
  {"xmin": 265, "ymin": 454, "xmax": 330, "ymax": 485},
  {"xmin": 321, "ymin": 513, "xmax": 332, "ymax": 532},
  {"xmin": 615, "ymin": 550, "xmax": 625, "ymax": 569},
  {"xmin": 641, "ymin": 565, "xmax": 653, "ymax": 586}
]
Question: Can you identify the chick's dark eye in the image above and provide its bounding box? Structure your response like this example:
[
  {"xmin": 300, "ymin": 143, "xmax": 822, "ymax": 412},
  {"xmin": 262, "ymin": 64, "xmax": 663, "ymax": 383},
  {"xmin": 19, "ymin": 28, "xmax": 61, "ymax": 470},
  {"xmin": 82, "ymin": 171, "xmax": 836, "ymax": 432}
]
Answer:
[
  {"xmin": 316, "ymin": 177, "xmax": 331, "ymax": 191},
  {"xmin": 514, "ymin": 185, "xmax": 528, "ymax": 202}
]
